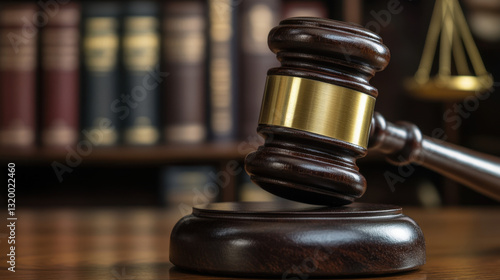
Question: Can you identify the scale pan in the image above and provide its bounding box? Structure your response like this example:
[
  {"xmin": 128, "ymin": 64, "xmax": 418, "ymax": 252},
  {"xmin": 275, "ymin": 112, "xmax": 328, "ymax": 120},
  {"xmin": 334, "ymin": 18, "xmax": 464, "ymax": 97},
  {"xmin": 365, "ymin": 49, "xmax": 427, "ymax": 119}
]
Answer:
[{"xmin": 405, "ymin": 74, "xmax": 493, "ymax": 101}]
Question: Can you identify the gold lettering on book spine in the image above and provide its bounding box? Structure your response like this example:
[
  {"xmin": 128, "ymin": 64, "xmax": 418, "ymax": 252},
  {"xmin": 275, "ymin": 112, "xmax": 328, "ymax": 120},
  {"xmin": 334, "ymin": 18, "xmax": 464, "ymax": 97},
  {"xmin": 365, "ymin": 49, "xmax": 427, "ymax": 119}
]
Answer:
[
  {"xmin": 42, "ymin": 28, "xmax": 79, "ymax": 71},
  {"xmin": 123, "ymin": 17, "xmax": 159, "ymax": 72},
  {"xmin": 243, "ymin": 4, "xmax": 274, "ymax": 54},
  {"xmin": 163, "ymin": 16, "xmax": 205, "ymax": 64},
  {"xmin": 209, "ymin": 0, "xmax": 233, "ymax": 135},
  {"xmin": 124, "ymin": 117, "xmax": 159, "ymax": 145},
  {"xmin": 83, "ymin": 18, "xmax": 119, "ymax": 72},
  {"xmin": 0, "ymin": 29, "xmax": 37, "ymax": 71}
]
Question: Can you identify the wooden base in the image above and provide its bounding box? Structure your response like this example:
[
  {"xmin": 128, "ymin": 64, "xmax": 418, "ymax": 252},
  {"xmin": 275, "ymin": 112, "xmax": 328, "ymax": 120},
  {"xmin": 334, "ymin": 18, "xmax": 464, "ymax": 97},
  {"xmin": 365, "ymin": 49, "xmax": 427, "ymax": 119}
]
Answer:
[{"xmin": 170, "ymin": 202, "xmax": 426, "ymax": 277}]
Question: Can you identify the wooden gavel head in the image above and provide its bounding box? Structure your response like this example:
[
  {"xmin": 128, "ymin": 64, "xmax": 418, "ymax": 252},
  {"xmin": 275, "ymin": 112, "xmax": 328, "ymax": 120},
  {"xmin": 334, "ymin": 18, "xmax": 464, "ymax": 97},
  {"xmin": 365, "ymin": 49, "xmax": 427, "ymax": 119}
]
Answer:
[{"xmin": 245, "ymin": 17, "xmax": 390, "ymax": 206}]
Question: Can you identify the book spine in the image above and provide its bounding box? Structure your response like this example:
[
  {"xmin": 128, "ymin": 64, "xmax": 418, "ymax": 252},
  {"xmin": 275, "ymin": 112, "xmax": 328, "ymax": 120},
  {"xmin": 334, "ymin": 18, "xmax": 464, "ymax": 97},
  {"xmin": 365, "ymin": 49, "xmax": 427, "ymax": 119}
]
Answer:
[
  {"xmin": 163, "ymin": 0, "xmax": 207, "ymax": 144},
  {"xmin": 41, "ymin": 3, "xmax": 81, "ymax": 147},
  {"xmin": 0, "ymin": 4, "xmax": 38, "ymax": 147},
  {"xmin": 81, "ymin": 3, "xmax": 121, "ymax": 146},
  {"xmin": 207, "ymin": 0, "xmax": 238, "ymax": 142},
  {"xmin": 238, "ymin": 0, "xmax": 281, "ymax": 140},
  {"xmin": 122, "ymin": 1, "xmax": 161, "ymax": 145}
]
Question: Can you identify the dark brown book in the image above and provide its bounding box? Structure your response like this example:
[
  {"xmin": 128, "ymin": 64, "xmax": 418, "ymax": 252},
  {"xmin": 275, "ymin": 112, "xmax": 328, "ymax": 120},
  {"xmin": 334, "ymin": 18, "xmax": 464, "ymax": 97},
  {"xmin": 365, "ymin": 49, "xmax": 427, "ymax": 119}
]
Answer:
[
  {"xmin": 41, "ymin": 3, "xmax": 81, "ymax": 147},
  {"xmin": 0, "ymin": 4, "xmax": 38, "ymax": 147},
  {"xmin": 238, "ymin": 0, "xmax": 281, "ymax": 141},
  {"xmin": 163, "ymin": 0, "xmax": 207, "ymax": 143}
]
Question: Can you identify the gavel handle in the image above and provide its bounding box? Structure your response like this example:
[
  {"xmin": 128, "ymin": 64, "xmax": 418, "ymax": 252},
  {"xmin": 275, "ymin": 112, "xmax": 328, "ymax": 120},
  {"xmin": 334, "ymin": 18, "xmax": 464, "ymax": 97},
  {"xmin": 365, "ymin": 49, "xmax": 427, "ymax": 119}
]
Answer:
[{"xmin": 369, "ymin": 112, "xmax": 500, "ymax": 201}]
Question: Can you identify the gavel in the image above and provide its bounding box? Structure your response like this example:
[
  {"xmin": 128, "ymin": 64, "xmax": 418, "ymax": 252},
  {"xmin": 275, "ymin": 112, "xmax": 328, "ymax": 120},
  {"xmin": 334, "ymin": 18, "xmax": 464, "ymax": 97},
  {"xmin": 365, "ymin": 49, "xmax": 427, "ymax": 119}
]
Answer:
[
  {"xmin": 245, "ymin": 17, "xmax": 500, "ymax": 206},
  {"xmin": 170, "ymin": 17, "xmax": 499, "ymax": 277}
]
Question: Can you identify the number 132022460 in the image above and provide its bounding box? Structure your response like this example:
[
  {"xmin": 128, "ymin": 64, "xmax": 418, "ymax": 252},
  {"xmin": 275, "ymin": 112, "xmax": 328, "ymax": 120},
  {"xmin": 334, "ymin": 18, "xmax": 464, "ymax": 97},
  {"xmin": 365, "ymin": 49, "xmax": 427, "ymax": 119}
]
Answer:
[{"xmin": 7, "ymin": 163, "xmax": 15, "ymax": 214}]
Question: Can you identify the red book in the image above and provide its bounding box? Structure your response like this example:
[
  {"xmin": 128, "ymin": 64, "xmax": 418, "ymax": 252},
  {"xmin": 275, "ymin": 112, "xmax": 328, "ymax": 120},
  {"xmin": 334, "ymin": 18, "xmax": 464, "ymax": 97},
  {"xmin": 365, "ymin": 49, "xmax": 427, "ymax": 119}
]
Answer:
[
  {"xmin": 163, "ymin": 0, "xmax": 207, "ymax": 144},
  {"xmin": 0, "ymin": 4, "xmax": 38, "ymax": 147},
  {"xmin": 41, "ymin": 3, "xmax": 81, "ymax": 146}
]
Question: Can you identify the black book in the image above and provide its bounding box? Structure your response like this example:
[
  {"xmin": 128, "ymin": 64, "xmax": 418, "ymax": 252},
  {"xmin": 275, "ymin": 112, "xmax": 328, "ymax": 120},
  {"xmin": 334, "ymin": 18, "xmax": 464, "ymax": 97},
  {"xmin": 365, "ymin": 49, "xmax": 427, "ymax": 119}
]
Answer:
[
  {"xmin": 81, "ymin": 2, "xmax": 121, "ymax": 146},
  {"xmin": 121, "ymin": 1, "xmax": 161, "ymax": 145}
]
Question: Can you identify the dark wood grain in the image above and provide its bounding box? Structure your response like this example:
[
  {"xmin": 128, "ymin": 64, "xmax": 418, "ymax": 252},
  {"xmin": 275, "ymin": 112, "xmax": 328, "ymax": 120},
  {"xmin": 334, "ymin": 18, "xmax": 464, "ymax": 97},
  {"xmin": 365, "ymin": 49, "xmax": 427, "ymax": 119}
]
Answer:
[
  {"xmin": 267, "ymin": 17, "xmax": 390, "ymax": 97},
  {"xmin": 170, "ymin": 202, "xmax": 425, "ymax": 277},
  {"xmin": 246, "ymin": 17, "xmax": 500, "ymax": 205},
  {"xmin": 369, "ymin": 112, "xmax": 500, "ymax": 201},
  {"xmin": 0, "ymin": 142, "xmax": 247, "ymax": 165},
  {"xmin": 238, "ymin": 18, "xmax": 426, "ymax": 277},
  {"xmin": 246, "ymin": 126, "xmax": 368, "ymax": 206},
  {"xmin": 245, "ymin": 17, "xmax": 390, "ymax": 206},
  {"xmin": 1, "ymin": 207, "xmax": 499, "ymax": 279},
  {"xmin": 172, "ymin": 16, "xmax": 498, "ymax": 278}
]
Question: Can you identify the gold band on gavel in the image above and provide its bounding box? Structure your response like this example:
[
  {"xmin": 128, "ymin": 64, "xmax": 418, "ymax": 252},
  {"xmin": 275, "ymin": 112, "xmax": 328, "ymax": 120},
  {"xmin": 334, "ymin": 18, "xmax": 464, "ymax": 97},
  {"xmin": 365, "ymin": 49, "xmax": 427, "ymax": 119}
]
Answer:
[{"xmin": 259, "ymin": 75, "xmax": 376, "ymax": 148}]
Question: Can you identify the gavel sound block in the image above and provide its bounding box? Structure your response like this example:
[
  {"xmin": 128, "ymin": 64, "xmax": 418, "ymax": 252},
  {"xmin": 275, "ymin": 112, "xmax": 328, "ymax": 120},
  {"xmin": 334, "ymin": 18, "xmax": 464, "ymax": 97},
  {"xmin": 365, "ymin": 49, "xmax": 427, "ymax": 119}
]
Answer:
[{"xmin": 170, "ymin": 18, "xmax": 500, "ymax": 277}]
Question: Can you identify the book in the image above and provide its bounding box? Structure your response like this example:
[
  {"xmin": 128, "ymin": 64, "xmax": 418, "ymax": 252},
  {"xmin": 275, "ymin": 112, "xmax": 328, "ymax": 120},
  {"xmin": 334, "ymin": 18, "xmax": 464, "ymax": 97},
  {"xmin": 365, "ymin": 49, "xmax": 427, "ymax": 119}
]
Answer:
[
  {"xmin": 121, "ymin": 1, "xmax": 161, "ymax": 145},
  {"xmin": 81, "ymin": 2, "xmax": 121, "ymax": 146},
  {"xmin": 238, "ymin": 0, "xmax": 281, "ymax": 141},
  {"xmin": 0, "ymin": 3, "xmax": 38, "ymax": 147},
  {"xmin": 40, "ymin": 3, "xmax": 81, "ymax": 147},
  {"xmin": 162, "ymin": 0, "xmax": 207, "ymax": 144},
  {"xmin": 207, "ymin": 0, "xmax": 239, "ymax": 142}
]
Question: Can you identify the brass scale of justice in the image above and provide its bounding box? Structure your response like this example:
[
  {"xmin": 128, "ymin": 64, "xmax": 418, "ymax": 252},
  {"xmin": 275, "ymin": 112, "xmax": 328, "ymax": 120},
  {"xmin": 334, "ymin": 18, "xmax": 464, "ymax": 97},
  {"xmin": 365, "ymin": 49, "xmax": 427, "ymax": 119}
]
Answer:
[{"xmin": 170, "ymin": 1, "xmax": 500, "ymax": 278}]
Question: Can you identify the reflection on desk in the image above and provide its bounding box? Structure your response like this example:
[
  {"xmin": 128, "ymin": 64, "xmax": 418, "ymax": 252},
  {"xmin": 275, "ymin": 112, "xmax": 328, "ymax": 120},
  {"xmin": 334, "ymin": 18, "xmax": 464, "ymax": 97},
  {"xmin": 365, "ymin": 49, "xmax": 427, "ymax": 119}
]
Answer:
[{"xmin": 0, "ymin": 207, "xmax": 499, "ymax": 279}]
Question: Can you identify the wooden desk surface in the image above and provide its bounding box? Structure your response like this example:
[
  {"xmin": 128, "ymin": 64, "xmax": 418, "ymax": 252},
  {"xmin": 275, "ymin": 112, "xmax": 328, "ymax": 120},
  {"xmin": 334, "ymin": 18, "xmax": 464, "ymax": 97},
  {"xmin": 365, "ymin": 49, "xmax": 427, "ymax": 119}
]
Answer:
[{"xmin": 1, "ymin": 207, "xmax": 499, "ymax": 279}]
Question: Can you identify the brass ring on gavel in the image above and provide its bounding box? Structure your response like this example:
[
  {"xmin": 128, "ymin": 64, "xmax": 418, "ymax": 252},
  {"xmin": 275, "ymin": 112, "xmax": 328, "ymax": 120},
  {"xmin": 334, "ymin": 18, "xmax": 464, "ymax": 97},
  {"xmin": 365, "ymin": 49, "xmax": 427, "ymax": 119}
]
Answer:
[{"xmin": 259, "ymin": 75, "xmax": 375, "ymax": 148}]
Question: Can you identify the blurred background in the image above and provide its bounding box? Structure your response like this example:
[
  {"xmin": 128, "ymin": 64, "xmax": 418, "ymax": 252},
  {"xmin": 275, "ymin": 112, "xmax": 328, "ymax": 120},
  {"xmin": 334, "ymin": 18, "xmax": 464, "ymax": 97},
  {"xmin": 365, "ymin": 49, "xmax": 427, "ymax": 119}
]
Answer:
[{"xmin": 1, "ymin": 0, "xmax": 499, "ymax": 211}]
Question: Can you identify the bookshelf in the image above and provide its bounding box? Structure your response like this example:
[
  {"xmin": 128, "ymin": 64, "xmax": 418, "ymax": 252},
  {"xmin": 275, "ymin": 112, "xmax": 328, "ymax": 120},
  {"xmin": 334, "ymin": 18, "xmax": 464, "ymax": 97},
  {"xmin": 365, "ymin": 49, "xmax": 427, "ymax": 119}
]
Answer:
[
  {"xmin": 1, "ymin": 0, "xmax": 499, "ymax": 206},
  {"xmin": 0, "ymin": 0, "xmax": 341, "ymax": 207},
  {"xmin": 0, "ymin": 143, "xmax": 246, "ymax": 165}
]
